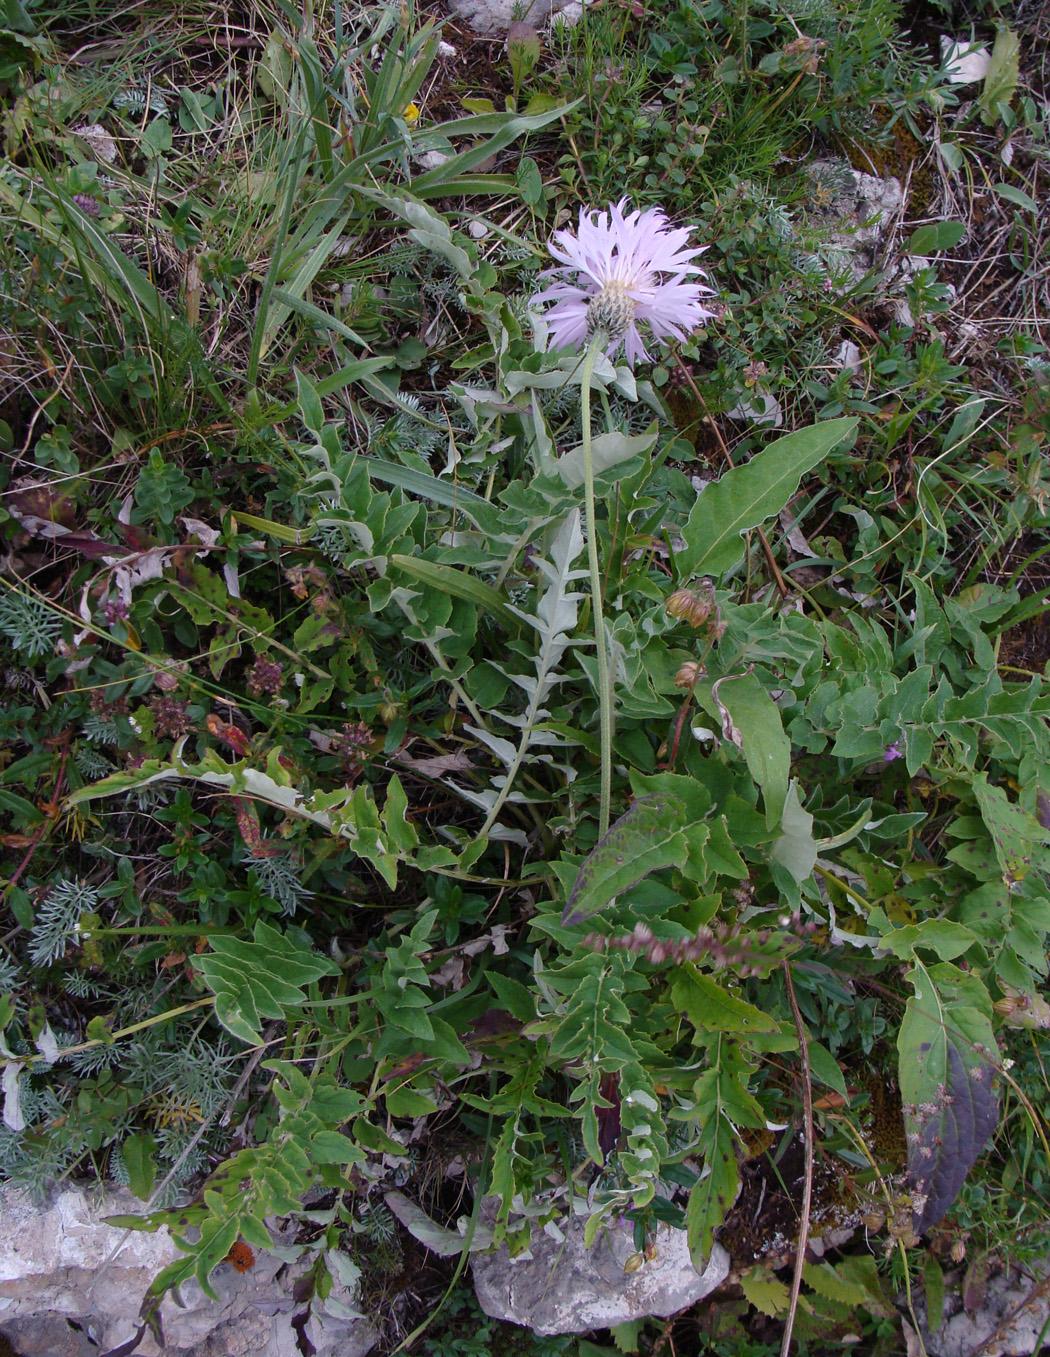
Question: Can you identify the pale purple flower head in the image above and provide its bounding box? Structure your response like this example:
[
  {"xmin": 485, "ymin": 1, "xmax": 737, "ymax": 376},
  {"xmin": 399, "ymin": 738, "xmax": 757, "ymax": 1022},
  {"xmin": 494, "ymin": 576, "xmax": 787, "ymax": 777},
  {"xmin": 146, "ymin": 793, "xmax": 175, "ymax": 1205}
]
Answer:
[{"xmin": 533, "ymin": 198, "xmax": 715, "ymax": 367}]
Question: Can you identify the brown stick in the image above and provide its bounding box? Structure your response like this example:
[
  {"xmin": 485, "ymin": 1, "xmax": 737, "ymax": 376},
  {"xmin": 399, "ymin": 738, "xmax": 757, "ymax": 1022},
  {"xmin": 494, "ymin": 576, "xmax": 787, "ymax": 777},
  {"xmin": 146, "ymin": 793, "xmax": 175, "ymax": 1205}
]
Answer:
[
  {"xmin": 671, "ymin": 355, "xmax": 790, "ymax": 600},
  {"xmin": 781, "ymin": 959, "xmax": 814, "ymax": 1357},
  {"xmin": 664, "ymin": 692, "xmax": 694, "ymax": 770},
  {"xmin": 2, "ymin": 747, "xmax": 68, "ymax": 901}
]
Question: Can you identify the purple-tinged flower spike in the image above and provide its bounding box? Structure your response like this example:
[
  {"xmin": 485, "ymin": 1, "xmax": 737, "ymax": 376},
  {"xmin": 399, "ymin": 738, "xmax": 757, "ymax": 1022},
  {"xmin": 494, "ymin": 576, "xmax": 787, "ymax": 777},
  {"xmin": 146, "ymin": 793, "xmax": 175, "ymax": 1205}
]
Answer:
[{"xmin": 533, "ymin": 198, "xmax": 716, "ymax": 367}]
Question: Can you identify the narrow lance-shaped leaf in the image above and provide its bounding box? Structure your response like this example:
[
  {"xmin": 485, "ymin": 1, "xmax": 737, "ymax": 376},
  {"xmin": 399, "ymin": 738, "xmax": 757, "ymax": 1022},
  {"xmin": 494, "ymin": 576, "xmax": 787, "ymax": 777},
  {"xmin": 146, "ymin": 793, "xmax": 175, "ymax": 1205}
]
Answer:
[
  {"xmin": 390, "ymin": 554, "xmax": 519, "ymax": 628},
  {"xmin": 677, "ymin": 417, "xmax": 857, "ymax": 578},
  {"xmin": 687, "ymin": 1120, "xmax": 738, "ymax": 1263},
  {"xmin": 122, "ymin": 1132, "xmax": 157, "ymax": 1201}
]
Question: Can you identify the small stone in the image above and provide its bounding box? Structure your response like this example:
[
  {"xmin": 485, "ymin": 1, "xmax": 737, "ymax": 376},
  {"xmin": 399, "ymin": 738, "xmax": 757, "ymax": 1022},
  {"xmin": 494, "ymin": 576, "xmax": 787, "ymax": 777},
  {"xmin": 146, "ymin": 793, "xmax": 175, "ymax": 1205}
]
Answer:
[
  {"xmin": 71, "ymin": 123, "xmax": 117, "ymax": 164},
  {"xmin": 939, "ymin": 37, "xmax": 991, "ymax": 85},
  {"xmin": 549, "ymin": 0, "xmax": 587, "ymax": 28},
  {"xmin": 414, "ymin": 150, "xmax": 451, "ymax": 171},
  {"xmin": 726, "ymin": 391, "xmax": 783, "ymax": 428},
  {"xmin": 805, "ymin": 158, "xmax": 904, "ymax": 283}
]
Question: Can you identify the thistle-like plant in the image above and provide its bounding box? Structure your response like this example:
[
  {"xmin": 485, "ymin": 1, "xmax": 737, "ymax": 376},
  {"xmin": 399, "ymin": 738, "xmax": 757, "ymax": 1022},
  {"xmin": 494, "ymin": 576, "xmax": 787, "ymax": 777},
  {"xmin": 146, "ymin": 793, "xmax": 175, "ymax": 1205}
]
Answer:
[{"xmin": 533, "ymin": 200, "xmax": 715, "ymax": 833}]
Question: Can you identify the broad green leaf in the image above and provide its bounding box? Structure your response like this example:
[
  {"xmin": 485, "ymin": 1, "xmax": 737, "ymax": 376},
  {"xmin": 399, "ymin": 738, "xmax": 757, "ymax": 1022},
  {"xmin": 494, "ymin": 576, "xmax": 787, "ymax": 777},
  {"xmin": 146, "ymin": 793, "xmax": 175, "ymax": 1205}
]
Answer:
[
  {"xmin": 122, "ymin": 1132, "xmax": 157, "ymax": 1201},
  {"xmin": 671, "ymin": 969, "xmax": 778, "ymax": 1036},
  {"xmin": 3, "ymin": 0, "xmax": 35, "ymax": 33},
  {"xmin": 179, "ymin": 86, "xmax": 212, "ymax": 132},
  {"xmin": 195, "ymin": 921, "xmax": 339, "ymax": 1045},
  {"xmin": 807, "ymin": 1039, "xmax": 847, "ymax": 1097},
  {"xmin": 309, "ymin": 1130, "xmax": 365, "ymax": 1165},
  {"xmin": 897, "ymin": 960, "xmax": 998, "ymax": 1232},
  {"xmin": 817, "ymin": 1256, "xmax": 893, "ymax": 1317},
  {"xmin": 992, "ymin": 182, "xmax": 1038, "ymax": 213},
  {"xmin": 515, "ymin": 155, "xmax": 544, "ymax": 208},
  {"xmin": 979, "ymin": 25, "xmax": 1019, "ymax": 126},
  {"xmin": 907, "ymin": 221, "xmax": 966, "ymax": 254},
  {"xmin": 489, "ymin": 971, "xmax": 535, "ymax": 1023},
  {"xmin": 972, "ymin": 773, "xmax": 1049, "ymax": 887},
  {"xmin": 385, "ymin": 1084, "xmax": 439, "ymax": 1118},
  {"xmin": 804, "ymin": 1258, "xmax": 880, "ymax": 1308},
  {"xmin": 140, "ymin": 116, "xmax": 172, "ymax": 157},
  {"xmin": 740, "ymin": 1268, "xmax": 790, "ymax": 1317},
  {"xmin": 193, "ymin": 1218, "xmax": 240, "ymax": 1299},
  {"xmin": 709, "ymin": 672, "xmax": 789, "ymax": 828},
  {"xmin": 693, "ymin": 1055, "xmax": 766, "ymax": 1130},
  {"xmin": 880, "ymin": 920, "xmax": 978, "ymax": 961},
  {"xmin": 677, "ymin": 417, "xmax": 856, "ymax": 577},
  {"xmin": 562, "ymin": 795, "xmax": 689, "ymax": 924}
]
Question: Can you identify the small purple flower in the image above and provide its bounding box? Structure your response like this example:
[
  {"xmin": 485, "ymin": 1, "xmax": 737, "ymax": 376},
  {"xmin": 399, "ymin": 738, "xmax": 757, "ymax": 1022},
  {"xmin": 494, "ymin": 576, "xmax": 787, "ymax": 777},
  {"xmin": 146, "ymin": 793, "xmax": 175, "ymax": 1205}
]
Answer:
[
  {"xmin": 533, "ymin": 198, "xmax": 716, "ymax": 367},
  {"xmin": 883, "ymin": 742, "xmax": 903, "ymax": 763}
]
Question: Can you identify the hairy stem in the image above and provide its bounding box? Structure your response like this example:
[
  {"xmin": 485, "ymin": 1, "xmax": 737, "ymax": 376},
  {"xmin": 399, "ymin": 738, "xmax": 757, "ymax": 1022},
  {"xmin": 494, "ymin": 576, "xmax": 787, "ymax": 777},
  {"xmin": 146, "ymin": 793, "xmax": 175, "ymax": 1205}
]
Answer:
[{"xmin": 581, "ymin": 330, "xmax": 614, "ymax": 837}]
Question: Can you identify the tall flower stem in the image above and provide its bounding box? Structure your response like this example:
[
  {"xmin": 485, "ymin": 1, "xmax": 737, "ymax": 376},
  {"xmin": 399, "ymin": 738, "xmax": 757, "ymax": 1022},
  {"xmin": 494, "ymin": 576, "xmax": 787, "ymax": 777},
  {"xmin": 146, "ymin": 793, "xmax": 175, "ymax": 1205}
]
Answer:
[{"xmin": 581, "ymin": 330, "xmax": 614, "ymax": 838}]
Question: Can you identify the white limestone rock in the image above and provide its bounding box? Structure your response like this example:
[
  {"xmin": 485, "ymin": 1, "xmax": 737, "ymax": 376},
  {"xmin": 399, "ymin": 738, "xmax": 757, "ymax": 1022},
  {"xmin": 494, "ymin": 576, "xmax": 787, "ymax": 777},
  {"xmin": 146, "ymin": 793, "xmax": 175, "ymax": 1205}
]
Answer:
[
  {"xmin": 447, "ymin": 0, "xmax": 586, "ymax": 35},
  {"xmin": 472, "ymin": 1212, "xmax": 729, "ymax": 1335},
  {"xmin": 0, "ymin": 1185, "xmax": 378, "ymax": 1357}
]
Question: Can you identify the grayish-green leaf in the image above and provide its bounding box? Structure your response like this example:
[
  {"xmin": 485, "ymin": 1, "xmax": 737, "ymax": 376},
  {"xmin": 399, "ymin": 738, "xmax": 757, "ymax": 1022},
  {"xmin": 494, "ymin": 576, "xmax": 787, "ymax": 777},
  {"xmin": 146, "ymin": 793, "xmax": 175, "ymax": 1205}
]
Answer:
[
  {"xmin": 769, "ymin": 781, "xmax": 817, "ymax": 882},
  {"xmin": 555, "ymin": 429, "xmax": 658, "ymax": 489}
]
